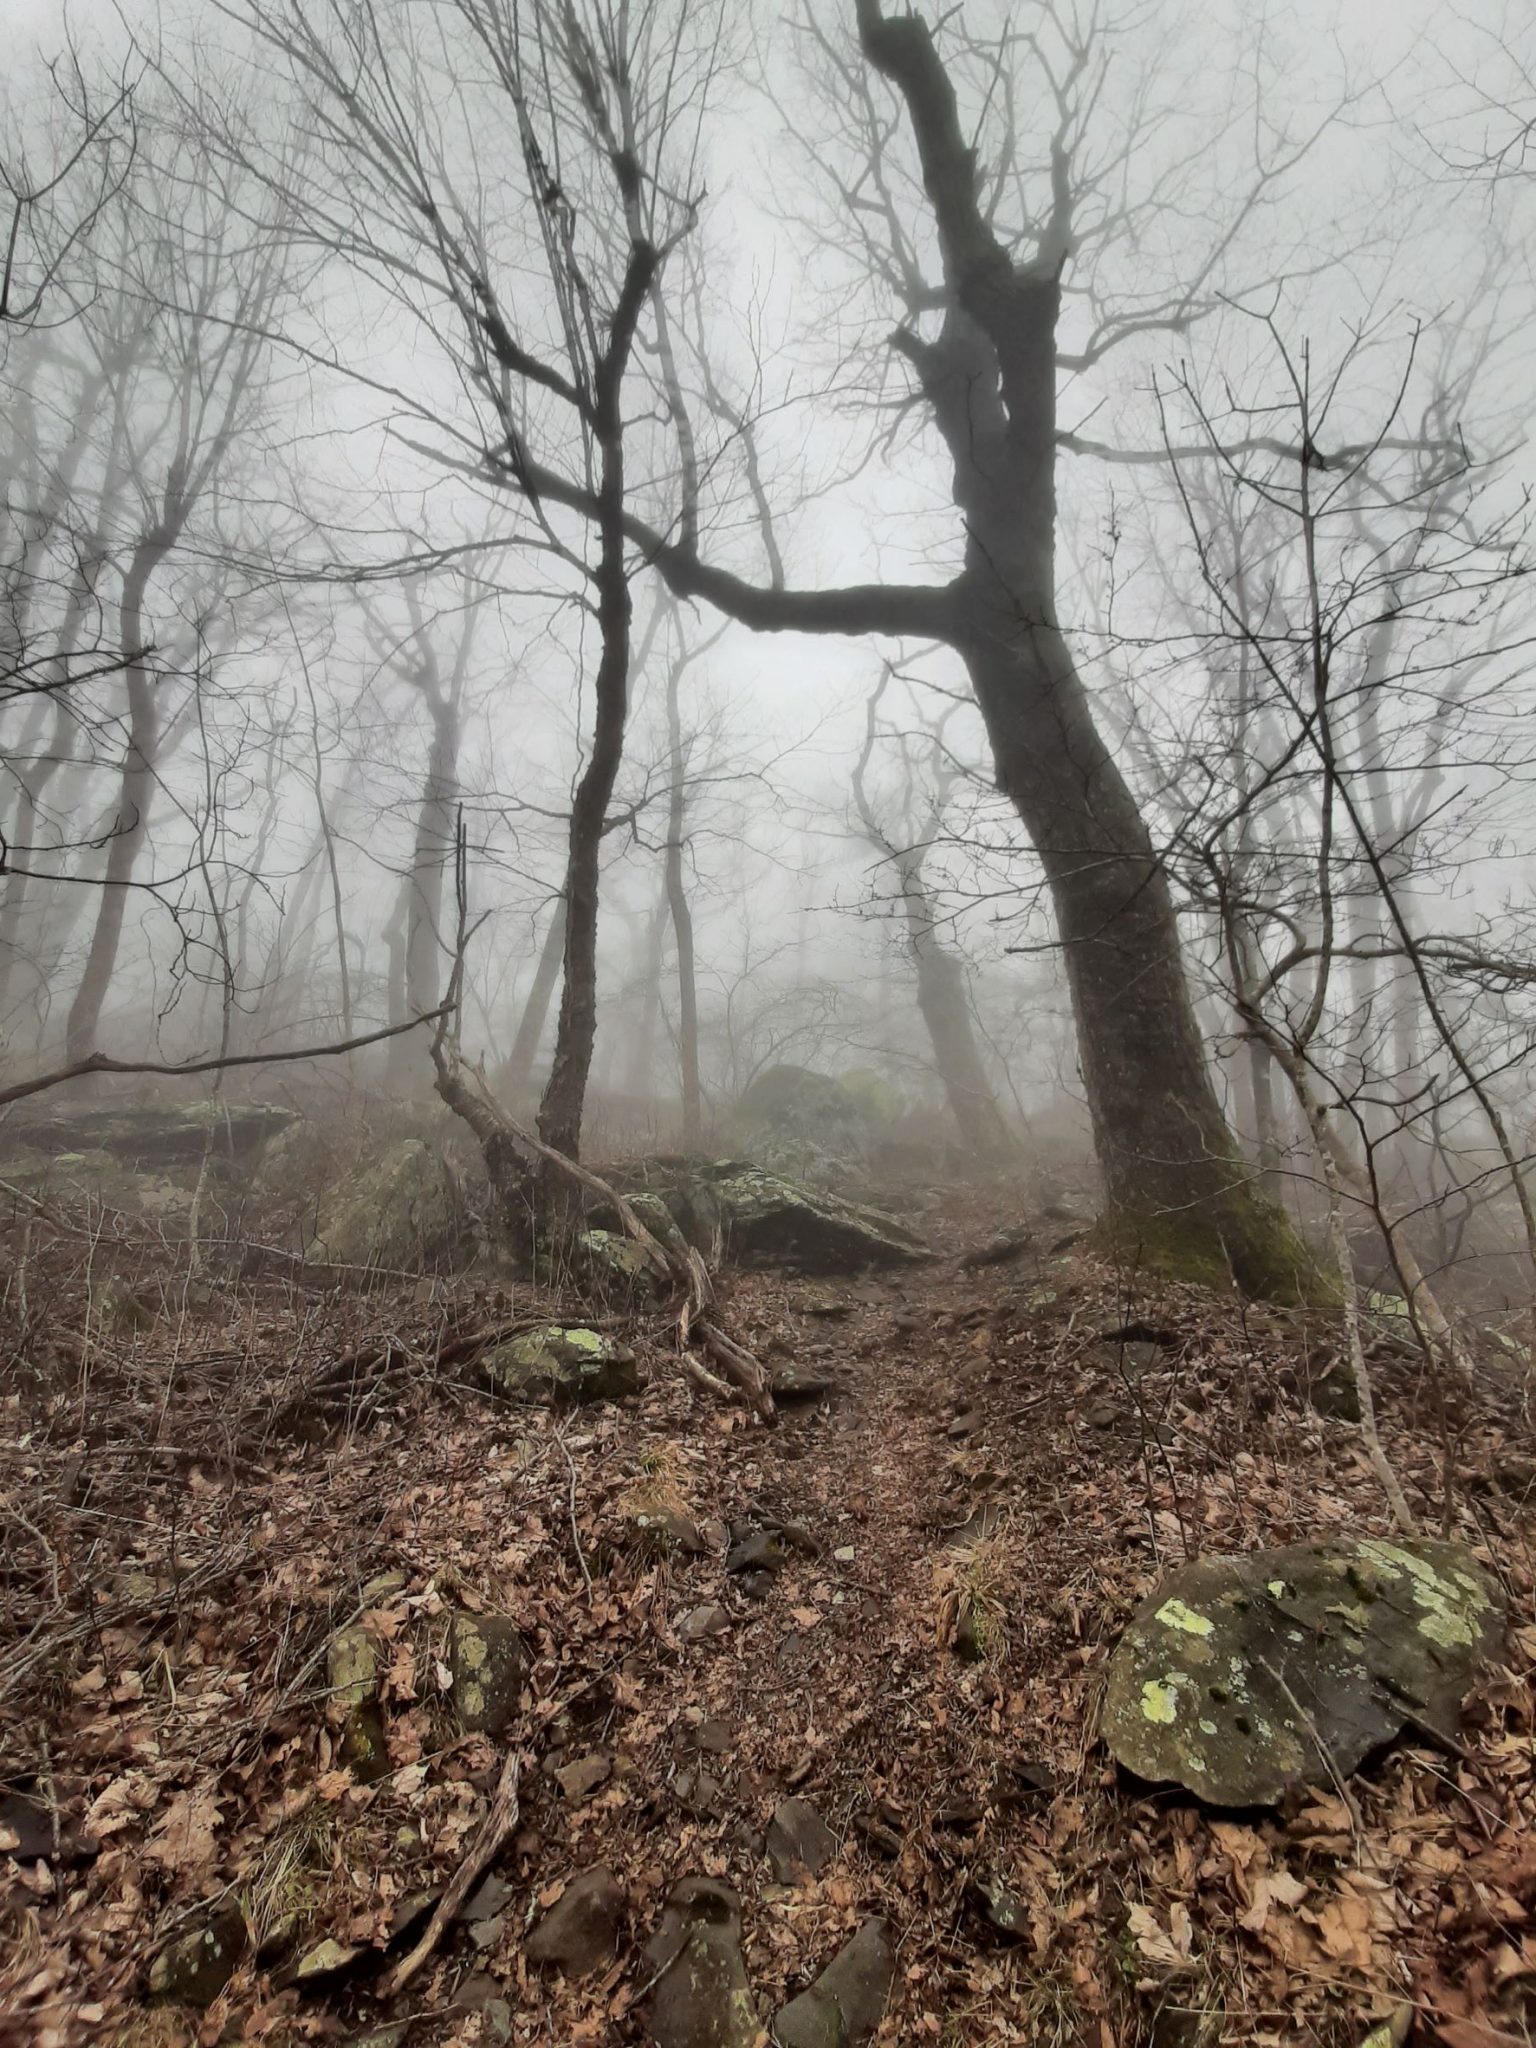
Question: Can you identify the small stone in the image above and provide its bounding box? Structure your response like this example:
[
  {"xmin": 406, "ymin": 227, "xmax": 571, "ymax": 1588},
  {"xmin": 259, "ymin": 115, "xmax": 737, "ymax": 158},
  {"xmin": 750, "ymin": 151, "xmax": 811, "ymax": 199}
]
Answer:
[
  {"xmin": 726, "ymin": 1527, "xmax": 788, "ymax": 1574},
  {"xmin": 675, "ymin": 1768, "xmax": 725, "ymax": 1817},
  {"xmin": 625, "ymin": 1508, "xmax": 707, "ymax": 1558},
  {"xmin": 947, "ymin": 1410, "xmax": 983, "ymax": 1440},
  {"xmin": 738, "ymin": 1570, "xmax": 775, "ymax": 1601},
  {"xmin": 770, "ymin": 1360, "xmax": 838, "ymax": 1402},
  {"xmin": 292, "ymin": 1935, "xmax": 363, "ymax": 1982},
  {"xmin": 149, "ymin": 1905, "xmax": 248, "ymax": 2007},
  {"xmin": 525, "ymin": 1866, "xmax": 624, "ymax": 1975},
  {"xmin": 688, "ymin": 1717, "xmax": 733, "ymax": 1755},
  {"xmin": 970, "ymin": 1871, "xmax": 1029, "ymax": 1938},
  {"xmin": 765, "ymin": 1797, "xmax": 838, "ymax": 1884},
  {"xmin": 468, "ymin": 1914, "xmax": 505, "ymax": 1950},
  {"xmin": 771, "ymin": 1916, "xmax": 893, "ymax": 2048},
  {"xmin": 1085, "ymin": 1402, "xmax": 1118, "ymax": 1429},
  {"xmin": 679, "ymin": 1604, "xmax": 731, "ymax": 1643},
  {"xmin": 779, "ymin": 1520, "xmax": 820, "ymax": 1557},
  {"xmin": 832, "ymin": 1546, "xmax": 857, "ymax": 1564},
  {"xmin": 554, "ymin": 1752, "xmax": 612, "ymax": 1803},
  {"xmin": 460, "ymin": 1874, "xmax": 514, "ymax": 1924}
]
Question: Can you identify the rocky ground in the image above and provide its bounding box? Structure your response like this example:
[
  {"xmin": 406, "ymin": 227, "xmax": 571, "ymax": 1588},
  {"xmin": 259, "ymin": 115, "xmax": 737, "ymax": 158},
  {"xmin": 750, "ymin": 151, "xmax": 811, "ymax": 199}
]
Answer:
[{"xmin": 2, "ymin": 1170, "xmax": 1535, "ymax": 2048}]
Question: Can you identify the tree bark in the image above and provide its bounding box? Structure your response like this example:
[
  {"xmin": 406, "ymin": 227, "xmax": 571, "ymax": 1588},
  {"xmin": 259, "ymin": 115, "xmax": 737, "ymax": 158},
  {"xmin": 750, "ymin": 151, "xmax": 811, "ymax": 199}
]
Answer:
[
  {"xmin": 535, "ymin": 241, "xmax": 656, "ymax": 1160},
  {"xmin": 62, "ymin": 540, "xmax": 165, "ymax": 1066}
]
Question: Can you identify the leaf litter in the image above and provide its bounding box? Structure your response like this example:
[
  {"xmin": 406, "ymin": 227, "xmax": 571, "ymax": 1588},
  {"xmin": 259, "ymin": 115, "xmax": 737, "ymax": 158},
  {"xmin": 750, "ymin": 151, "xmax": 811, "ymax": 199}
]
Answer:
[{"xmin": 1, "ymin": 1179, "xmax": 1533, "ymax": 2046}]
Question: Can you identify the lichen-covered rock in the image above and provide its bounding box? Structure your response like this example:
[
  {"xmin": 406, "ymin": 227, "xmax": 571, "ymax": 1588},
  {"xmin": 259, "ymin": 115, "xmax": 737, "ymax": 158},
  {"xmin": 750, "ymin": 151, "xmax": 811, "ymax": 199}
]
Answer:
[
  {"xmin": 771, "ymin": 1917, "xmax": 893, "ymax": 2048},
  {"xmin": 313, "ymin": 1137, "xmax": 470, "ymax": 1272},
  {"xmin": 149, "ymin": 1903, "xmax": 248, "ymax": 2005},
  {"xmin": 1102, "ymin": 1537, "xmax": 1504, "ymax": 1805},
  {"xmin": 577, "ymin": 1227, "xmax": 669, "ymax": 1299},
  {"xmin": 449, "ymin": 1610, "xmax": 527, "ymax": 1735},
  {"xmin": 482, "ymin": 1325, "xmax": 638, "ymax": 1404},
  {"xmin": 641, "ymin": 1877, "xmax": 760, "ymax": 2048}
]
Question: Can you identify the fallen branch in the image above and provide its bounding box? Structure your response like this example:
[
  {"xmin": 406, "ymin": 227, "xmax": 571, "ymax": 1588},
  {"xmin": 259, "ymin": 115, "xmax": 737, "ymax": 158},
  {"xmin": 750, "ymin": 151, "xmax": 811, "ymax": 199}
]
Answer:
[
  {"xmin": 0, "ymin": 1006, "xmax": 455, "ymax": 1110},
  {"xmin": 383, "ymin": 1747, "xmax": 522, "ymax": 1998}
]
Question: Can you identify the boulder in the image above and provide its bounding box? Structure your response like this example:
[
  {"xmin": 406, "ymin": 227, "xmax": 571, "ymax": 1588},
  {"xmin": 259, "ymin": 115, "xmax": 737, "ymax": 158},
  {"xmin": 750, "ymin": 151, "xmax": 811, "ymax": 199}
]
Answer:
[
  {"xmin": 313, "ymin": 1137, "xmax": 470, "ymax": 1272},
  {"xmin": 525, "ymin": 1866, "xmax": 624, "ymax": 1974},
  {"xmin": 730, "ymin": 1066, "xmax": 880, "ymax": 1181},
  {"xmin": 7, "ymin": 1101, "xmax": 294, "ymax": 1165},
  {"xmin": 607, "ymin": 1157, "xmax": 930, "ymax": 1274},
  {"xmin": 641, "ymin": 1877, "xmax": 760, "ymax": 2048},
  {"xmin": 772, "ymin": 1917, "xmax": 893, "ymax": 2048},
  {"xmin": 714, "ymin": 1166, "xmax": 929, "ymax": 1274},
  {"xmin": 1102, "ymin": 1536, "xmax": 1504, "ymax": 1805},
  {"xmin": 449, "ymin": 1610, "xmax": 527, "ymax": 1736},
  {"xmin": 482, "ymin": 1326, "xmax": 638, "ymax": 1405}
]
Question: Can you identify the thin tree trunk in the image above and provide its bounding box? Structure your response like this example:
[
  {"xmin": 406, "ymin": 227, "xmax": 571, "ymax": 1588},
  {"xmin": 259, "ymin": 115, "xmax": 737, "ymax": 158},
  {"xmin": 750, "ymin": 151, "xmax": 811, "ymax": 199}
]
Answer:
[
  {"xmin": 63, "ymin": 542, "xmax": 165, "ymax": 1066},
  {"xmin": 535, "ymin": 244, "xmax": 656, "ymax": 1161},
  {"xmin": 663, "ymin": 652, "xmax": 701, "ymax": 1145},
  {"xmin": 504, "ymin": 895, "xmax": 567, "ymax": 1097},
  {"xmin": 626, "ymin": 887, "xmax": 668, "ymax": 1101},
  {"xmin": 898, "ymin": 857, "xmax": 1012, "ymax": 1164}
]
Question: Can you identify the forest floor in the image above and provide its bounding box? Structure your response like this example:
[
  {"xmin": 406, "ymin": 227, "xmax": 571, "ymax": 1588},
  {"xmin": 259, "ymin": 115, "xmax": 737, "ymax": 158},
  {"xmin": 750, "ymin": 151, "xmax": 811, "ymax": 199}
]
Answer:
[{"xmin": 3, "ymin": 1176, "xmax": 1535, "ymax": 2048}]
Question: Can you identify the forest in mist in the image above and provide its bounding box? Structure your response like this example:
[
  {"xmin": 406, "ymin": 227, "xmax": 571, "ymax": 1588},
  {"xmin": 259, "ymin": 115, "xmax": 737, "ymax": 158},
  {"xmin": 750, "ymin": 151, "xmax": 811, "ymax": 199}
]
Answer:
[
  {"xmin": 7, "ymin": 6, "xmax": 1536, "ymax": 2044},
  {"xmin": 1, "ymin": 0, "xmax": 1531, "ymax": 1268}
]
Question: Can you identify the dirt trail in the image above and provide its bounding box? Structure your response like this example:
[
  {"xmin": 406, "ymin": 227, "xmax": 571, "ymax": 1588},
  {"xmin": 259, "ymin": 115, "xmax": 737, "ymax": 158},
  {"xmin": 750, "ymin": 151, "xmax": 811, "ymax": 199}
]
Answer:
[{"xmin": 3, "ymin": 1182, "xmax": 1534, "ymax": 2046}]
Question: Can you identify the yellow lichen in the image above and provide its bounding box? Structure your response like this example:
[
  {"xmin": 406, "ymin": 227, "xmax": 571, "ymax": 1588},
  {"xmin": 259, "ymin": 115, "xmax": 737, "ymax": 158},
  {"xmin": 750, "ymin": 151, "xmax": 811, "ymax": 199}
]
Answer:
[
  {"xmin": 1155, "ymin": 1598, "xmax": 1214, "ymax": 1638},
  {"xmin": 1142, "ymin": 1678, "xmax": 1180, "ymax": 1724}
]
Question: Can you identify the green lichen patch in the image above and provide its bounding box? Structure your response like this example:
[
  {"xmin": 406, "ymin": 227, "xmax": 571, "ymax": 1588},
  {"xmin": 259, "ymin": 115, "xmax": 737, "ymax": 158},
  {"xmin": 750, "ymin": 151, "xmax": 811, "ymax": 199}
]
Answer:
[{"xmin": 1103, "ymin": 1536, "xmax": 1503, "ymax": 1805}]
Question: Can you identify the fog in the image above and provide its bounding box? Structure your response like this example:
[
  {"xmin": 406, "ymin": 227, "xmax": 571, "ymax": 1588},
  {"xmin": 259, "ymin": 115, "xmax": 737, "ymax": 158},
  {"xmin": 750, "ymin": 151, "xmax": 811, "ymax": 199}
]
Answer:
[{"xmin": 4, "ymin": 0, "xmax": 1536, "ymax": 1244}]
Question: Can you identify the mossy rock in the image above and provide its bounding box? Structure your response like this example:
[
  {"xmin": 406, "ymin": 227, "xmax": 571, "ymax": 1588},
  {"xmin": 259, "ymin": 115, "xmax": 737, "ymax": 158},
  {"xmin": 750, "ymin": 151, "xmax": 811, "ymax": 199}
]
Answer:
[
  {"xmin": 482, "ymin": 1325, "xmax": 638, "ymax": 1404},
  {"xmin": 577, "ymin": 1227, "xmax": 669, "ymax": 1299},
  {"xmin": 325, "ymin": 1620, "xmax": 392, "ymax": 1783},
  {"xmin": 313, "ymin": 1137, "xmax": 471, "ymax": 1272},
  {"xmin": 149, "ymin": 1904, "xmax": 248, "ymax": 2006},
  {"xmin": 449, "ymin": 1610, "xmax": 527, "ymax": 1736},
  {"xmin": 1102, "ymin": 1536, "xmax": 1504, "ymax": 1805}
]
